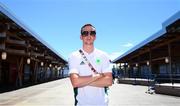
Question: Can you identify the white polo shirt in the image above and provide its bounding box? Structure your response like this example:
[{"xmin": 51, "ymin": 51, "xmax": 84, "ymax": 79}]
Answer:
[{"xmin": 68, "ymin": 48, "xmax": 112, "ymax": 106}]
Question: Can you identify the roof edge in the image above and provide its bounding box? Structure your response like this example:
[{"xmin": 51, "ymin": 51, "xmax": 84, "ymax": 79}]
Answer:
[
  {"xmin": 112, "ymin": 11, "xmax": 180, "ymax": 63},
  {"xmin": 0, "ymin": 3, "xmax": 67, "ymax": 63}
]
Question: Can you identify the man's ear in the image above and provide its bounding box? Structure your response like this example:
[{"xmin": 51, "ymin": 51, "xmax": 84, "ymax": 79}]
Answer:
[{"xmin": 80, "ymin": 35, "xmax": 83, "ymax": 40}]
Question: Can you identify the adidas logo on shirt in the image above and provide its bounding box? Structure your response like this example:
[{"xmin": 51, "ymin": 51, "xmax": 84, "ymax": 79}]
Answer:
[{"xmin": 80, "ymin": 61, "xmax": 85, "ymax": 65}]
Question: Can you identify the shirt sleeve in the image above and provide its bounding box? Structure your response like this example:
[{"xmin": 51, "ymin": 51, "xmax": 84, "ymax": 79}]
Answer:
[
  {"xmin": 101, "ymin": 53, "xmax": 112, "ymax": 73},
  {"xmin": 68, "ymin": 53, "xmax": 79, "ymax": 75}
]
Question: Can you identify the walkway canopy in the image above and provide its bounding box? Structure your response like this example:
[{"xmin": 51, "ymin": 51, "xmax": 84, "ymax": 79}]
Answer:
[
  {"xmin": 113, "ymin": 11, "xmax": 180, "ymax": 67},
  {"xmin": 0, "ymin": 3, "xmax": 67, "ymax": 65}
]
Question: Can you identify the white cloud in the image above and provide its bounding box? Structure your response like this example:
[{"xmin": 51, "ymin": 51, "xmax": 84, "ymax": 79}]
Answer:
[
  {"xmin": 108, "ymin": 43, "xmax": 134, "ymax": 62},
  {"xmin": 122, "ymin": 43, "xmax": 133, "ymax": 47},
  {"xmin": 109, "ymin": 52, "xmax": 123, "ymax": 61}
]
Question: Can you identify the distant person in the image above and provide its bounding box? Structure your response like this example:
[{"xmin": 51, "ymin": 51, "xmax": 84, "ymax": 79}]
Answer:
[
  {"xmin": 68, "ymin": 24, "xmax": 112, "ymax": 106},
  {"xmin": 112, "ymin": 65, "xmax": 116, "ymax": 83}
]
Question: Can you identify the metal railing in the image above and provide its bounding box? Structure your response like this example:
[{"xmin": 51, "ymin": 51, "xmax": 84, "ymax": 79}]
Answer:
[
  {"xmin": 117, "ymin": 73, "xmax": 180, "ymax": 86},
  {"xmin": 116, "ymin": 73, "xmax": 180, "ymax": 94},
  {"xmin": 154, "ymin": 74, "xmax": 180, "ymax": 85}
]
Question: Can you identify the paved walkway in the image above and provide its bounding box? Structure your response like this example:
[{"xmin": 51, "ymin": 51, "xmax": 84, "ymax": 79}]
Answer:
[{"xmin": 0, "ymin": 78, "xmax": 179, "ymax": 106}]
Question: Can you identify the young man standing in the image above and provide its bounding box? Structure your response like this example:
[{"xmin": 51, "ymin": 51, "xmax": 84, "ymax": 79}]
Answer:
[{"xmin": 68, "ymin": 24, "xmax": 112, "ymax": 106}]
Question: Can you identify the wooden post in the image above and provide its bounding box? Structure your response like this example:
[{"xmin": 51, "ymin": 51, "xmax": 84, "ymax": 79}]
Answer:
[
  {"xmin": 17, "ymin": 57, "xmax": 24, "ymax": 87},
  {"xmin": 149, "ymin": 48, "xmax": 152, "ymax": 77},
  {"xmin": 168, "ymin": 43, "xmax": 173, "ymax": 84},
  {"xmin": 0, "ymin": 61, "xmax": 1, "ymax": 83},
  {"xmin": 34, "ymin": 61, "xmax": 38, "ymax": 83}
]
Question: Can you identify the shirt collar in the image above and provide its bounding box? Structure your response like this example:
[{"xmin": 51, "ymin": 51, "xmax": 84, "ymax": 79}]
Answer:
[{"xmin": 81, "ymin": 48, "xmax": 96, "ymax": 56}]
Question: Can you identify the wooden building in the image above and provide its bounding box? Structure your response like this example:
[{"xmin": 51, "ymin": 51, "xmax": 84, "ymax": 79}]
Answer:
[
  {"xmin": 0, "ymin": 4, "xmax": 67, "ymax": 90},
  {"xmin": 113, "ymin": 11, "xmax": 180, "ymax": 84}
]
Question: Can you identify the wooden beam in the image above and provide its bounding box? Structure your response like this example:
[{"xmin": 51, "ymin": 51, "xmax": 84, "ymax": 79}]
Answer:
[
  {"xmin": 151, "ymin": 57, "xmax": 165, "ymax": 62},
  {"xmin": 0, "ymin": 18, "xmax": 14, "ymax": 24},
  {"xmin": 121, "ymin": 33, "xmax": 180, "ymax": 62},
  {"xmin": 8, "ymin": 28, "xmax": 25, "ymax": 33},
  {"xmin": 0, "ymin": 23, "xmax": 8, "ymax": 32},
  {"xmin": 0, "ymin": 44, "xmax": 5, "ymax": 50},
  {"xmin": 0, "ymin": 32, "xmax": 6, "ymax": 38},
  {"xmin": 6, "ymin": 31, "xmax": 24, "ymax": 41},
  {"xmin": 31, "ymin": 52, "xmax": 44, "ymax": 57},
  {"xmin": 45, "ymin": 55, "xmax": 54, "ymax": 60},
  {"xmin": 52, "ymin": 61, "xmax": 59, "ymax": 64},
  {"xmin": 150, "ymin": 34, "xmax": 180, "ymax": 50},
  {"xmin": 17, "ymin": 57, "xmax": 24, "ymax": 87},
  {"xmin": 0, "ymin": 32, "xmax": 6, "ymax": 50},
  {"xmin": 6, "ymin": 37, "xmax": 26, "ymax": 46},
  {"xmin": 6, "ymin": 48, "xmax": 26, "ymax": 55}
]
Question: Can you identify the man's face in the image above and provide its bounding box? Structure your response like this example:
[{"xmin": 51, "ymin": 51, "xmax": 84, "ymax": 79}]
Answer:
[{"xmin": 80, "ymin": 26, "xmax": 96, "ymax": 45}]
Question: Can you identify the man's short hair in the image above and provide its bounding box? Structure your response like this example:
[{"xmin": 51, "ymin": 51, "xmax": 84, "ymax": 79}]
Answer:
[{"xmin": 81, "ymin": 24, "xmax": 96, "ymax": 34}]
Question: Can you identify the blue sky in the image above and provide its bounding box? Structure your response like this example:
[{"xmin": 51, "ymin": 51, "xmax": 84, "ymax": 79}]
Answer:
[{"xmin": 0, "ymin": 0, "xmax": 179, "ymax": 61}]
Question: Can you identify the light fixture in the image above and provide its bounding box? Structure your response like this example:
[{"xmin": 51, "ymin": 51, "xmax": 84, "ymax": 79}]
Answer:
[
  {"xmin": 41, "ymin": 62, "xmax": 44, "ymax": 66},
  {"xmin": 27, "ymin": 58, "xmax": 31, "ymax": 64},
  {"xmin": 165, "ymin": 57, "xmax": 169, "ymax": 63},
  {"xmin": 136, "ymin": 63, "xmax": 138, "ymax": 67},
  {"xmin": 117, "ymin": 63, "xmax": 120, "ymax": 67},
  {"xmin": 146, "ymin": 61, "xmax": 149, "ymax": 66},
  {"xmin": 58, "ymin": 67, "xmax": 61, "ymax": 70},
  {"xmin": 49, "ymin": 64, "xmax": 52, "ymax": 67},
  {"xmin": 1, "ymin": 52, "xmax": 7, "ymax": 60},
  {"xmin": 125, "ymin": 63, "xmax": 128, "ymax": 66}
]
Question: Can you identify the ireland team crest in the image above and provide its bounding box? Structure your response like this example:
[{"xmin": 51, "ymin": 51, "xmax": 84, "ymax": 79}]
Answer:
[{"xmin": 96, "ymin": 58, "xmax": 101, "ymax": 65}]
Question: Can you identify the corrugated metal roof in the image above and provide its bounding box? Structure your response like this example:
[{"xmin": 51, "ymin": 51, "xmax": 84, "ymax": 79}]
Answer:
[
  {"xmin": 0, "ymin": 3, "xmax": 67, "ymax": 63},
  {"xmin": 113, "ymin": 11, "xmax": 180, "ymax": 63}
]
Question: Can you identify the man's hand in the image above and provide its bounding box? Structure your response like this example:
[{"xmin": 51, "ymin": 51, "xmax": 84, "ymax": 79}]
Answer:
[{"xmin": 89, "ymin": 72, "xmax": 112, "ymax": 87}]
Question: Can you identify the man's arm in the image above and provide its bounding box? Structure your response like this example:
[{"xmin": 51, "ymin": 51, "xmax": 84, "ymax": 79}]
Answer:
[
  {"xmin": 69, "ymin": 73, "xmax": 103, "ymax": 88},
  {"xmin": 89, "ymin": 72, "xmax": 112, "ymax": 87}
]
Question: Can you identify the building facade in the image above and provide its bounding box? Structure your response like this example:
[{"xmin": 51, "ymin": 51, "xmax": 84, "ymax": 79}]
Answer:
[
  {"xmin": 0, "ymin": 4, "xmax": 67, "ymax": 91},
  {"xmin": 113, "ymin": 12, "xmax": 180, "ymax": 84}
]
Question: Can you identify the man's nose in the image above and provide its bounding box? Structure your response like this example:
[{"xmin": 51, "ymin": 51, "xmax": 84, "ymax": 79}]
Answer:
[{"xmin": 87, "ymin": 33, "xmax": 91, "ymax": 37}]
